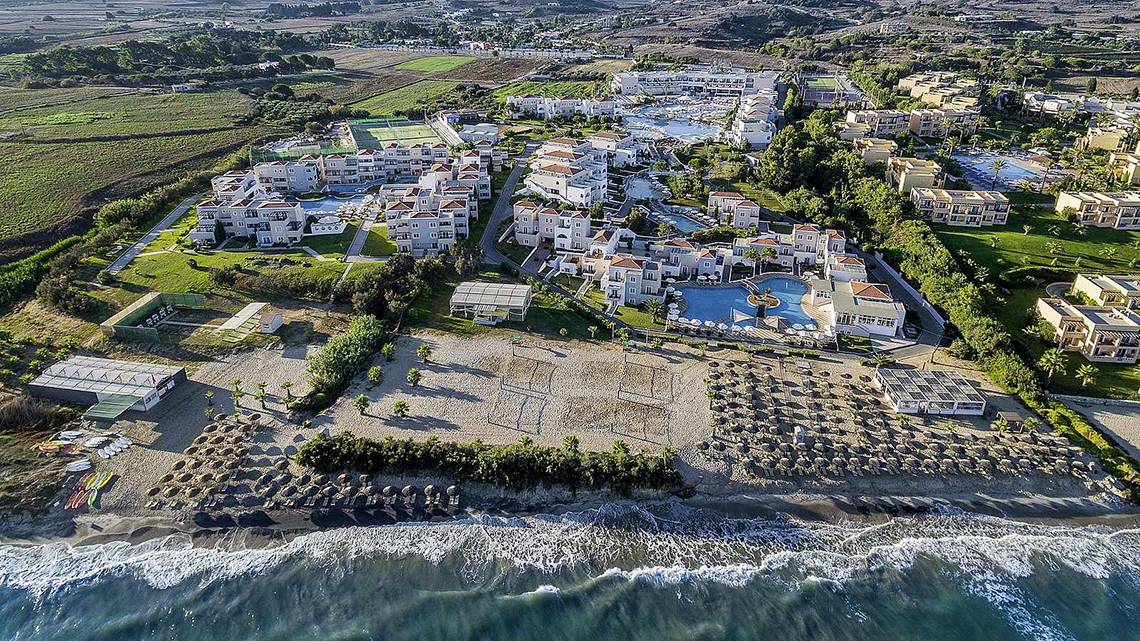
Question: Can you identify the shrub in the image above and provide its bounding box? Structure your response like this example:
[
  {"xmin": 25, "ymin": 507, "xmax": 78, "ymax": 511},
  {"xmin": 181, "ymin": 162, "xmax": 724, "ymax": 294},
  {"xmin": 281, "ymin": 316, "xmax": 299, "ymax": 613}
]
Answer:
[{"xmin": 306, "ymin": 315, "xmax": 387, "ymax": 393}]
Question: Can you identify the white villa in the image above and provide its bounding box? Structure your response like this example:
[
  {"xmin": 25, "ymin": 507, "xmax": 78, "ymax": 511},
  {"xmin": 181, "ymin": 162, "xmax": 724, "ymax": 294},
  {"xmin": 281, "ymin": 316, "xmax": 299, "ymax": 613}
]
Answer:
[
  {"xmin": 587, "ymin": 130, "xmax": 645, "ymax": 167},
  {"xmin": 731, "ymin": 223, "xmax": 848, "ymax": 271},
  {"xmin": 810, "ymin": 279, "xmax": 907, "ymax": 337},
  {"xmin": 611, "ymin": 67, "xmax": 780, "ymax": 98},
  {"xmin": 318, "ymin": 144, "xmax": 453, "ymax": 184},
  {"xmin": 523, "ymin": 137, "xmax": 608, "ymax": 207},
  {"xmin": 886, "ymin": 157, "xmax": 944, "ymax": 194},
  {"xmin": 505, "ymin": 95, "xmax": 616, "ymax": 120},
  {"xmin": 726, "ymin": 90, "xmax": 782, "ymax": 150},
  {"xmin": 852, "ymin": 138, "xmax": 897, "ymax": 165},
  {"xmin": 707, "ymin": 192, "xmax": 764, "ymax": 228},
  {"xmin": 1036, "ymin": 297, "xmax": 1140, "ymax": 364},
  {"xmin": 1055, "ymin": 191, "xmax": 1140, "ymax": 230},
  {"xmin": 253, "ymin": 159, "xmax": 321, "ymax": 194},
  {"xmin": 1071, "ymin": 273, "xmax": 1140, "ymax": 310},
  {"xmin": 188, "ymin": 171, "xmax": 306, "ymax": 247},
  {"xmin": 512, "ymin": 200, "xmax": 592, "ymax": 251},
  {"xmin": 379, "ymin": 159, "xmax": 490, "ymax": 257},
  {"xmin": 910, "ymin": 188, "xmax": 1009, "ymax": 227}
]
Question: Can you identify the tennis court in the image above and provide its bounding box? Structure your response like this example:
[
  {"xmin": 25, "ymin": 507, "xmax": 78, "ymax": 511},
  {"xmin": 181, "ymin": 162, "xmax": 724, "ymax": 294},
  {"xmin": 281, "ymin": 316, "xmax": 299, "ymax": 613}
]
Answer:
[{"xmin": 347, "ymin": 119, "xmax": 443, "ymax": 149}]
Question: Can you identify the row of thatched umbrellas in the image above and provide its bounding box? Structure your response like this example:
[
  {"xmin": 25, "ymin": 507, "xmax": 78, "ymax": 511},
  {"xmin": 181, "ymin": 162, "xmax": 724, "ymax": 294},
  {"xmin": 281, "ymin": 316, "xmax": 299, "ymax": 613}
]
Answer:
[
  {"xmin": 146, "ymin": 414, "xmax": 259, "ymax": 509},
  {"xmin": 255, "ymin": 467, "xmax": 461, "ymax": 510}
]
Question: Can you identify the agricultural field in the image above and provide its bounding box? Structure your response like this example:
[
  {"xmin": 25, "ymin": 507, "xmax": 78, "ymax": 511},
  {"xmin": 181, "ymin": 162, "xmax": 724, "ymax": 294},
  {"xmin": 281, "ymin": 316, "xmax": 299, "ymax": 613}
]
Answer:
[
  {"xmin": 0, "ymin": 125, "xmax": 271, "ymax": 259},
  {"xmin": 0, "ymin": 90, "xmax": 252, "ymax": 139},
  {"xmin": 562, "ymin": 59, "xmax": 633, "ymax": 75},
  {"xmin": 351, "ymin": 80, "xmax": 460, "ymax": 116},
  {"xmin": 394, "ymin": 55, "xmax": 475, "ymax": 73},
  {"xmin": 492, "ymin": 80, "xmax": 600, "ymax": 101},
  {"xmin": 933, "ymin": 192, "xmax": 1140, "ymax": 399}
]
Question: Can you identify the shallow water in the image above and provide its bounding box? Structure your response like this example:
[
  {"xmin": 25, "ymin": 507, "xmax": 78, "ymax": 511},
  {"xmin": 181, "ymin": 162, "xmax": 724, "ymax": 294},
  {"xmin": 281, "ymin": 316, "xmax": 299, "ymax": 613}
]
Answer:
[{"xmin": 2, "ymin": 503, "xmax": 1138, "ymax": 641}]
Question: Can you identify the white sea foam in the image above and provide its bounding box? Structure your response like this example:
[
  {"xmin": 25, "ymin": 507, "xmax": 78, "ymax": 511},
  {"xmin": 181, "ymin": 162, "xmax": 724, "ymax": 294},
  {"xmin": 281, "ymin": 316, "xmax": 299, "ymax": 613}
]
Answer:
[{"xmin": 1, "ymin": 504, "xmax": 1137, "ymax": 617}]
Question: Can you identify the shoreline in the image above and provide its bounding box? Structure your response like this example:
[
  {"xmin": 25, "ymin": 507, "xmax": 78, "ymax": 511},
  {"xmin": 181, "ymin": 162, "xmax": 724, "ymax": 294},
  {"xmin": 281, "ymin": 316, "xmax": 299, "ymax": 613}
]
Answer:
[{"xmin": 3, "ymin": 488, "xmax": 1139, "ymax": 549}]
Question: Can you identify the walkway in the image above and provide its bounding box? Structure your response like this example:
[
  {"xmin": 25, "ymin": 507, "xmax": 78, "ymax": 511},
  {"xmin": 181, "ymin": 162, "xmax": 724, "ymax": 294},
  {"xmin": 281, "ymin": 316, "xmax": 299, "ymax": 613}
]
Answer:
[
  {"xmin": 107, "ymin": 192, "xmax": 203, "ymax": 275},
  {"xmin": 480, "ymin": 144, "xmax": 536, "ymax": 265},
  {"xmin": 344, "ymin": 213, "xmax": 387, "ymax": 263}
]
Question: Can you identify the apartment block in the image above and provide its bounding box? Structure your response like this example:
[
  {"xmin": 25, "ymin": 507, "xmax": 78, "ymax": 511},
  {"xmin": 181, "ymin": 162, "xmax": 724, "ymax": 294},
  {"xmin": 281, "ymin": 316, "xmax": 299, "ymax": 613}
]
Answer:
[
  {"xmin": 586, "ymin": 131, "xmax": 644, "ymax": 167},
  {"xmin": 1077, "ymin": 125, "xmax": 1131, "ymax": 152},
  {"xmin": 252, "ymin": 158, "xmax": 321, "ymax": 194},
  {"xmin": 823, "ymin": 254, "xmax": 869, "ymax": 282},
  {"xmin": 910, "ymin": 188, "xmax": 1009, "ymax": 227},
  {"xmin": 731, "ymin": 223, "xmax": 847, "ymax": 269},
  {"xmin": 810, "ymin": 279, "xmax": 906, "ymax": 337},
  {"xmin": 886, "ymin": 157, "xmax": 944, "ymax": 194},
  {"xmin": 523, "ymin": 138, "xmax": 608, "ymax": 207},
  {"xmin": 908, "ymin": 107, "xmax": 980, "ymax": 138},
  {"xmin": 897, "ymin": 71, "xmax": 979, "ymax": 109},
  {"xmin": 611, "ymin": 67, "xmax": 779, "ymax": 97},
  {"xmin": 1036, "ymin": 298, "xmax": 1140, "ymax": 364},
  {"xmin": 381, "ymin": 186, "xmax": 471, "ymax": 257},
  {"xmin": 707, "ymin": 192, "xmax": 763, "ymax": 228},
  {"xmin": 511, "ymin": 200, "xmax": 592, "ymax": 251},
  {"xmin": 318, "ymin": 143, "xmax": 452, "ymax": 185},
  {"xmin": 852, "ymin": 138, "xmax": 897, "ymax": 165},
  {"xmin": 726, "ymin": 90, "xmax": 782, "ymax": 150},
  {"xmin": 1056, "ymin": 191, "xmax": 1140, "ymax": 230},
  {"xmin": 1071, "ymin": 274, "xmax": 1140, "ymax": 310},
  {"xmin": 1110, "ymin": 150, "xmax": 1140, "ymax": 185},
  {"xmin": 845, "ymin": 110, "xmax": 910, "ymax": 138},
  {"xmin": 188, "ymin": 171, "xmax": 306, "ymax": 247},
  {"xmin": 505, "ymin": 95, "xmax": 616, "ymax": 120}
]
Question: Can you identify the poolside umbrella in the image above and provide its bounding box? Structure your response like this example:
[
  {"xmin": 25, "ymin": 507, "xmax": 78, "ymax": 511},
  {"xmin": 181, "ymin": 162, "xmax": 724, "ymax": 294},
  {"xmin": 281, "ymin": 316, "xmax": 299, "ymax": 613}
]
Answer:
[
  {"xmin": 704, "ymin": 320, "xmax": 715, "ymax": 327},
  {"xmin": 784, "ymin": 328, "xmax": 796, "ymax": 335},
  {"xmin": 666, "ymin": 287, "xmax": 676, "ymax": 294},
  {"xmin": 792, "ymin": 323, "xmax": 804, "ymax": 330},
  {"xmin": 805, "ymin": 322, "xmax": 817, "ymax": 330},
  {"xmin": 718, "ymin": 323, "xmax": 728, "ymax": 330}
]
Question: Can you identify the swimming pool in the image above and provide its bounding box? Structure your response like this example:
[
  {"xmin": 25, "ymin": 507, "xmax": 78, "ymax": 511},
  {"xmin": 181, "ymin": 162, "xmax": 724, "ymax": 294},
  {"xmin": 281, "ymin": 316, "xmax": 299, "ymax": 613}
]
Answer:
[
  {"xmin": 294, "ymin": 194, "xmax": 372, "ymax": 214},
  {"xmin": 952, "ymin": 152, "xmax": 1046, "ymax": 190},
  {"xmin": 660, "ymin": 212, "xmax": 707, "ymax": 234},
  {"xmin": 675, "ymin": 276, "xmax": 813, "ymax": 326}
]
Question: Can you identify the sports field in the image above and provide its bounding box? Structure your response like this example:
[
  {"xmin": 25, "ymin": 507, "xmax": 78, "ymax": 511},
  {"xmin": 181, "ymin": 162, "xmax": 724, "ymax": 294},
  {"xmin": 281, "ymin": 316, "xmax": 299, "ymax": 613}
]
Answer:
[
  {"xmin": 395, "ymin": 56, "xmax": 475, "ymax": 73},
  {"xmin": 803, "ymin": 76, "xmax": 839, "ymax": 90},
  {"xmin": 347, "ymin": 119, "xmax": 442, "ymax": 149},
  {"xmin": 351, "ymin": 80, "xmax": 459, "ymax": 116}
]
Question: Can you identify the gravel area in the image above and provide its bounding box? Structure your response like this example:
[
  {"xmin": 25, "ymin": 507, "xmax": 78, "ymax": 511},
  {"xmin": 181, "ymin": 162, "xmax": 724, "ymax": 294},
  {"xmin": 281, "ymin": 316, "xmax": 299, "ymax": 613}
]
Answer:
[{"xmin": 1064, "ymin": 402, "xmax": 1140, "ymax": 462}]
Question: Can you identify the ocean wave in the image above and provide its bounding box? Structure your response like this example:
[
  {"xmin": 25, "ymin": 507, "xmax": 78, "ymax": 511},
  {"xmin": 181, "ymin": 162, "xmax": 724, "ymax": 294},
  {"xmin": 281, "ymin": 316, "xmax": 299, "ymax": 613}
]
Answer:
[{"xmin": 1, "ymin": 503, "xmax": 1138, "ymax": 603}]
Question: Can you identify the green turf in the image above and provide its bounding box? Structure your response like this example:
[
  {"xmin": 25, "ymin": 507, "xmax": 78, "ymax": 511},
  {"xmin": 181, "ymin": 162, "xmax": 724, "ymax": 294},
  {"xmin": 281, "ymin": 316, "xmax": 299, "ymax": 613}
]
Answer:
[
  {"xmin": 934, "ymin": 192, "xmax": 1140, "ymax": 398},
  {"xmin": 395, "ymin": 56, "xmax": 476, "ymax": 73},
  {"xmin": 362, "ymin": 224, "xmax": 396, "ymax": 256},
  {"xmin": 115, "ymin": 248, "xmax": 345, "ymax": 296},
  {"xmin": 300, "ymin": 222, "xmax": 358, "ymax": 259},
  {"xmin": 351, "ymin": 80, "xmax": 460, "ymax": 116},
  {"xmin": 492, "ymin": 81, "xmax": 599, "ymax": 102}
]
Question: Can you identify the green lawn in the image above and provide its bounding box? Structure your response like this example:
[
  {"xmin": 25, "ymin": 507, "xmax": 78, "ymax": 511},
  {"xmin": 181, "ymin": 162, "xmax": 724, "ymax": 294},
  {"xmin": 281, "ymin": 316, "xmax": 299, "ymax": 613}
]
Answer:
[
  {"xmin": 362, "ymin": 224, "xmax": 396, "ymax": 256},
  {"xmin": 404, "ymin": 270, "xmax": 597, "ymax": 339},
  {"xmin": 395, "ymin": 56, "xmax": 475, "ymax": 72},
  {"xmin": 934, "ymin": 192, "xmax": 1140, "ymax": 398},
  {"xmin": 351, "ymin": 81, "xmax": 460, "ymax": 116},
  {"xmin": 300, "ymin": 222, "xmax": 358, "ymax": 259},
  {"xmin": 492, "ymin": 81, "xmax": 599, "ymax": 102},
  {"xmin": 114, "ymin": 248, "xmax": 345, "ymax": 296},
  {"xmin": 580, "ymin": 289, "xmax": 665, "ymax": 330},
  {"xmin": 497, "ymin": 239, "xmax": 534, "ymax": 264}
]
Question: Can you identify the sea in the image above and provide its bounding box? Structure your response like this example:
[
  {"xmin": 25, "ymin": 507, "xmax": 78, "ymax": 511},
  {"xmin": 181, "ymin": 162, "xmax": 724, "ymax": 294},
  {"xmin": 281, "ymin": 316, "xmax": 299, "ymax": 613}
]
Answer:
[{"xmin": 1, "ymin": 502, "xmax": 1138, "ymax": 641}]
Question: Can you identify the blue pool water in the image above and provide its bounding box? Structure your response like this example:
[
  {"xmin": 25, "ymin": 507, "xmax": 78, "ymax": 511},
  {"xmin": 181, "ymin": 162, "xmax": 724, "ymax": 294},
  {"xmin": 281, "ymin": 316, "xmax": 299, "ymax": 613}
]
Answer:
[
  {"xmin": 676, "ymin": 276, "xmax": 812, "ymax": 326},
  {"xmin": 952, "ymin": 152, "xmax": 1045, "ymax": 190},
  {"xmin": 661, "ymin": 212, "xmax": 706, "ymax": 234}
]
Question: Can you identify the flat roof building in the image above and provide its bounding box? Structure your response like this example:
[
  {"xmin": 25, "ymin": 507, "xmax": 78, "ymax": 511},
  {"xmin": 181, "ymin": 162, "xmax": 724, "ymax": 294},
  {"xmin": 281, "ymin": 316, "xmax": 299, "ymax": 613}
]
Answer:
[
  {"xmin": 873, "ymin": 368, "xmax": 987, "ymax": 416},
  {"xmin": 449, "ymin": 282, "xmax": 533, "ymax": 325},
  {"xmin": 29, "ymin": 356, "xmax": 186, "ymax": 421}
]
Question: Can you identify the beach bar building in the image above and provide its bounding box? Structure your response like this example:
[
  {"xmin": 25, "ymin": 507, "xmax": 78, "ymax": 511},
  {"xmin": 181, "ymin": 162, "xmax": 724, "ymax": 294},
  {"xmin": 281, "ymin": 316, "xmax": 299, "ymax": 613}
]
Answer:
[
  {"xmin": 873, "ymin": 369, "xmax": 987, "ymax": 416},
  {"xmin": 449, "ymin": 282, "xmax": 533, "ymax": 325},
  {"xmin": 29, "ymin": 356, "xmax": 186, "ymax": 421}
]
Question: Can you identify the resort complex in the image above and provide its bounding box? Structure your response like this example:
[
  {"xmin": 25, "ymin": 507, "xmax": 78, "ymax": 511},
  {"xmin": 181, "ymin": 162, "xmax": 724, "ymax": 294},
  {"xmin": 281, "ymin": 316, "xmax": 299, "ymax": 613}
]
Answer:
[
  {"xmin": 611, "ymin": 67, "xmax": 780, "ymax": 97},
  {"xmin": 1055, "ymin": 191, "xmax": 1140, "ymax": 230},
  {"xmin": 910, "ymin": 188, "xmax": 1010, "ymax": 227}
]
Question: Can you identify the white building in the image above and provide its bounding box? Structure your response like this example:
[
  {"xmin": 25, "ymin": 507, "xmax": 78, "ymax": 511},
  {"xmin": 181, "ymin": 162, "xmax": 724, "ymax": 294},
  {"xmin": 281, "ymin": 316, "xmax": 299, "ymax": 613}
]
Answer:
[
  {"xmin": 252, "ymin": 158, "xmax": 321, "ymax": 193},
  {"xmin": 810, "ymin": 279, "xmax": 906, "ymax": 337},
  {"xmin": 726, "ymin": 90, "xmax": 782, "ymax": 150},
  {"xmin": 188, "ymin": 171, "xmax": 306, "ymax": 247},
  {"xmin": 852, "ymin": 138, "xmax": 897, "ymax": 165},
  {"xmin": 29, "ymin": 356, "xmax": 186, "ymax": 421},
  {"xmin": 587, "ymin": 130, "xmax": 644, "ymax": 167},
  {"xmin": 874, "ymin": 369, "xmax": 987, "ymax": 416},
  {"xmin": 886, "ymin": 157, "xmax": 944, "ymax": 194},
  {"xmin": 611, "ymin": 67, "xmax": 780, "ymax": 98},
  {"xmin": 523, "ymin": 137, "xmax": 608, "ymax": 207},
  {"xmin": 731, "ymin": 223, "xmax": 847, "ymax": 270},
  {"xmin": 319, "ymin": 143, "xmax": 453, "ymax": 184},
  {"xmin": 1056, "ymin": 191, "xmax": 1140, "ymax": 230},
  {"xmin": 897, "ymin": 72, "xmax": 979, "ymax": 109},
  {"xmin": 449, "ymin": 281, "xmax": 533, "ymax": 325},
  {"xmin": 505, "ymin": 95, "xmax": 616, "ymax": 120},
  {"xmin": 379, "ymin": 160, "xmax": 487, "ymax": 257},
  {"xmin": 707, "ymin": 192, "xmax": 763, "ymax": 228},
  {"xmin": 910, "ymin": 188, "xmax": 1009, "ymax": 227},
  {"xmin": 844, "ymin": 110, "xmax": 910, "ymax": 138},
  {"xmin": 1071, "ymin": 273, "xmax": 1140, "ymax": 310},
  {"xmin": 1036, "ymin": 297, "xmax": 1140, "ymax": 364},
  {"xmin": 512, "ymin": 200, "xmax": 592, "ymax": 251},
  {"xmin": 908, "ymin": 107, "xmax": 980, "ymax": 138}
]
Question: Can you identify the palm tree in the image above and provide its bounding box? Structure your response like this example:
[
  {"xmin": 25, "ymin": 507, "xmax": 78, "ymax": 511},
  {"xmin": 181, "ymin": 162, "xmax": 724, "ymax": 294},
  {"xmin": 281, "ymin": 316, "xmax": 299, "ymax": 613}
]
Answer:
[
  {"xmin": 587, "ymin": 325, "xmax": 598, "ymax": 340},
  {"xmin": 743, "ymin": 247, "xmax": 761, "ymax": 276},
  {"xmin": 417, "ymin": 344, "xmax": 432, "ymax": 362},
  {"xmin": 407, "ymin": 368, "xmax": 422, "ymax": 386},
  {"xmin": 990, "ymin": 158, "xmax": 1007, "ymax": 190},
  {"xmin": 255, "ymin": 386, "xmax": 268, "ymax": 409},
  {"xmin": 204, "ymin": 407, "xmax": 215, "ymax": 420},
  {"xmin": 760, "ymin": 247, "xmax": 778, "ymax": 273},
  {"xmin": 281, "ymin": 380, "xmax": 294, "ymax": 401},
  {"xmin": 392, "ymin": 399, "xmax": 409, "ymax": 417},
  {"xmin": 1022, "ymin": 224, "xmax": 1032, "ymax": 235},
  {"xmin": 1038, "ymin": 348, "xmax": 1067, "ymax": 384},
  {"xmin": 870, "ymin": 352, "xmax": 893, "ymax": 370},
  {"xmin": 353, "ymin": 393, "xmax": 370, "ymax": 415},
  {"xmin": 643, "ymin": 298, "xmax": 663, "ymax": 322},
  {"xmin": 205, "ymin": 390, "xmax": 214, "ymax": 406},
  {"xmin": 231, "ymin": 387, "xmax": 245, "ymax": 408},
  {"xmin": 989, "ymin": 237, "xmax": 998, "ymax": 249},
  {"xmin": 1075, "ymin": 364, "xmax": 1097, "ymax": 388}
]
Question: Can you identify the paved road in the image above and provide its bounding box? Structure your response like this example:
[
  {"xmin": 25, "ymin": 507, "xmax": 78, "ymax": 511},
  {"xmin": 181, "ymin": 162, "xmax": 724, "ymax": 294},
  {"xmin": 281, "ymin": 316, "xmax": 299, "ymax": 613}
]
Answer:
[
  {"xmin": 480, "ymin": 144, "xmax": 536, "ymax": 265},
  {"xmin": 344, "ymin": 214, "xmax": 387, "ymax": 263},
  {"xmin": 107, "ymin": 192, "xmax": 204, "ymax": 275},
  {"xmin": 858, "ymin": 250, "xmax": 945, "ymax": 360}
]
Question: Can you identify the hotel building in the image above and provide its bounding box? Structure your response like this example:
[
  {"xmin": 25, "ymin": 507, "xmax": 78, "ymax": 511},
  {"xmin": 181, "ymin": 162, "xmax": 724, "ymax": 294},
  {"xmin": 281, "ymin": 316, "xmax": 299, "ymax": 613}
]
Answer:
[
  {"xmin": 910, "ymin": 188, "xmax": 1009, "ymax": 227},
  {"xmin": 1055, "ymin": 191, "xmax": 1140, "ymax": 230},
  {"xmin": 1036, "ymin": 297, "xmax": 1140, "ymax": 364}
]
